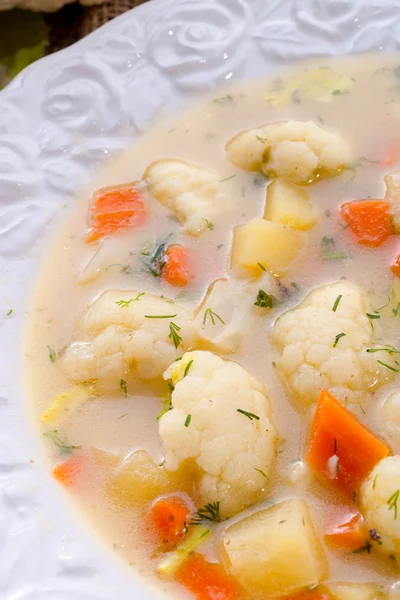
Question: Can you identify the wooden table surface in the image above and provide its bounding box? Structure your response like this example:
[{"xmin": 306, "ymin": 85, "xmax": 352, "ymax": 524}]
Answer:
[{"xmin": 45, "ymin": 0, "xmax": 149, "ymax": 53}]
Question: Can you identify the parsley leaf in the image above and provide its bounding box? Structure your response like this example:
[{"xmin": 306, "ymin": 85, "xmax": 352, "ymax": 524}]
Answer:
[{"xmin": 254, "ymin": 289, "xmax": 279, "ymax": 308}]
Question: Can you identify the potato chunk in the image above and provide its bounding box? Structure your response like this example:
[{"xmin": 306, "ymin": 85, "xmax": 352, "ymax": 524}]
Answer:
[
  {"xmin": 327, "ymin": 582, "xmax": 382, "ymax": 600},
  {"xmin": 232, "ymin": 217, "xmax": 305, "ymax": 276},
  {"xmin": 222, "ymin": 499, "xmax": 327, "ymax": 597},
  {"xmin": 264, "ymin": 179, "xmax": 317, "ymax": 230},
  {"xmin": 110, "ymin": 450, "xmax": 190, "ymax": 507},
  {"xmin": 385, "ymin": 170, "xmax": 400, "ymax": 233}
]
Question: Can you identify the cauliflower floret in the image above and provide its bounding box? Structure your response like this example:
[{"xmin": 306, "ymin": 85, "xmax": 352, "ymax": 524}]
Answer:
[
  {"xmin": 226, "ymin": 120, "xmax": 351, "ymax": 184},
  {"xmin": 271, "ymin": 282, "xmax": 396, "ymax": 405},
  {"xmin": 62, "ymin": 290, "xmax": 196, "ymax": 392},
  {"xmin": 144, "ymin": 159, "xmax": 224, "ymax": 235},
  {"xmin": 360, "ymin": 456, "xmax": 400, "ymax": 562},
  {"xmin": 158, "ymin": 350, "xmax": 277, "ymax": 517}
]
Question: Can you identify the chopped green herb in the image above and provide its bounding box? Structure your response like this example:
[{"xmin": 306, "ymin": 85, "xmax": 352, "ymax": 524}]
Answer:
[
  {"xmin": 272, "ymin": 361, "xmax": 276, "ymax": 368},
  {"xmin": 366, "ymin": 313, "xmax": 380, "ymax": 320},
  {"xmin": 145, "ymin": 314, "xmax": 177, "ymax": 319},
  {"xmin": 325, "ymin": 209, "xmax": 331, "ymax": 217},
  {"xmin": 393, "ymin": 302, "xmax": 400, "ymax": 317},
  {"xmin": 184, "ymin": 414, "xmax": 192, "ymax": 427},
  {"xmin": 115, "ymin": 293, "xmax": 144, "ymax": 307},
  {"xmin": 202, "ymin": 219, "xmax": 214, "ymax": 231},
  {"xmin": 47, "ymin": 345, "xmax": 56, "ymax": 363},
  {"xmin": 43, "ymin": 430, "xmax": 81, "ymax": 455},
  {"xmin": 290, "ymin": 282, "xmax": 299, "ymax": 290},
  {"xmin": 191, "ymin": 502, "xmax": 223, "ymax": 524},
  {"xmin": 140, "ymin": 237, "xmax": 171, "ymax": 277},
  {"xmin": 350, "ymin": 541, "xmax": 372, "ymax": 554},
  {"xmin": 367, "ymin": 346, "xmax": 400, "ymax": 355},
  {"xmin": 388, "ymin": 489, "xmax": 400, "ymax": 519},
  {"xmin": 373, "ymin": 475, "xmax": 378, "ymax": 489},
  {"xmin": 120, "ymin": 378, "xmax": 128, "ymax": 396},
  {"xmin": 253, "ymin": 174, "xmax": 268, "ymax": 189},
  {"xmin": 317, "ymin": 116, "xmax": 325, "ymax": 125},
  {"xmin": 377, "ymin": 360, "xmax": 399, "ymax": 373},
  {"xmin": 220, "ymin": 174, "xmax": 236, "ymax": 183},
  {"xmin": 157, "ymin": 384, "xmax": 174, "ymax": 420},
  {"xmin": 254, "ymin": 289, "xmax": 279, "ymax": 308},
  {"xmin": 168, "ymin": 321, "xmax": 182, "ymax": 349},
  {"xmin": 257, "ymin": 262, "xmax": 267, "ymax": 271},
  {"xmin": 183, "ymin": 359, "xmax": 194, "ymax": 377},
  {"xmin": 213, "ymin": 95, "xmax": 234, "ymax": 104},
  {"xmin": 118, "ymin": 413, "xmax": 128, "ymax": 420},
  {"xmin": 141, "ymin": 240, "xmax": 155, "ymax": 256},
  {"xmin": 160, "ymin": 295, "xmax": 175, "ymax": 304},
  {"xmin": 332, "ymin": 294, "xmax": 343, "ymax": 312},
  {"xmin": 237, "ymin": 408, "xmax": 260, "ymax": 421},
  {"xmin": 203, "ymin": 308, "xmax": 225, "ymax": 326},
  {"xmin": 217, "ymin": 244, "xmax": 224, "ymax": 250},
  {"xmin": 255, "ymin": 468, "xmax": 268, "ymax": 478},
  {"xmin": 321, "ymin": 236, "xmax": 348, "ymax": 261},
  {"xmin": 332, "ymin": 89, "xmax": 345, "ymax": 95},
  {"xmin": 174, "ymin": 357, "xmax": 182, "ymax": 362},
  {"xmin": 333, "ymin": 333, "xmax": 346, "ymax": 348},
  {"xmin": 6, "ymin": 308, "xmax": 12, "ymax": 317},
  {"xmin": 256, "ymin": 135, "xmax": 266, "ymax": 143}
]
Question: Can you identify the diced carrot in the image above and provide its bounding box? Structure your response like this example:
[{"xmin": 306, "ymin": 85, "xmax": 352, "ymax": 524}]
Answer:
[
  {"xmin": 87, "ymin": 184, "xmax": 146, "ymax": 242},
  {"xmin": 52, "ymin": 454, "xmax": 87, "ymax": 487},
  {"xmin": 176, "ymin": 553, "xmax": 239, "ymax": 600},
  {"xmin": 162, "ymin": 244, "xmax": 191, "ymax": 287},
  {"xmin": 391, "ymin": 254, "xmax": 400, "ymax": 277},
  {"xmin": 150, "ymin": 496, "xmax": 191, "ymax": 547},
  {"xmin": 340, "ymin": 200, "xmax": 391, "ymax": 247},
  {"xmin": 324, "ymin": 507, "xmax": 367, "ymax": 550},
  {"xmin": 307, "ymin": 390, "xmax": 390, "ymax": 495}
]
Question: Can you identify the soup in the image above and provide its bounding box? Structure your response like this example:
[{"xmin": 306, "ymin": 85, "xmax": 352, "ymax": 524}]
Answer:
[{"xmin": 26, "ymin": 54, "xmax": 400, "ymax": 599}]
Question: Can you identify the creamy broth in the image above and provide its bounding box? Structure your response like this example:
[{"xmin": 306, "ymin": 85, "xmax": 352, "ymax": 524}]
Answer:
[{"xmin": 26, "ymin": 55, "xmax": 400, "ymax": 599}]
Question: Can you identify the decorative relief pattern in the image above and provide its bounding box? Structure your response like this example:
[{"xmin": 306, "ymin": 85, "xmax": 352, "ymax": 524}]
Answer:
[{"xmin": 1, "ymin": 0, "xmax": 399, "ymax": 597}]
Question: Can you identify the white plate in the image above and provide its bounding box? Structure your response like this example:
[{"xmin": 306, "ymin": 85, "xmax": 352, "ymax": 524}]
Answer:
[{"xmin": 1, "ymin": 0, "xmax": 400, "ymax": 598}]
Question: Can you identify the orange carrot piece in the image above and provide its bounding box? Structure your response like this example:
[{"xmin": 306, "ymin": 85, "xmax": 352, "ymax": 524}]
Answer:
[
  {"xmin": 150, "ymin": 496, "xmax": 191, "ymax": 547},
  {"xmin": 52, "ymin": 454, "xmax": 87, "ymax": 487},
  {"xmin": 307, "ymin": 390, "xmax": 390, "ymax": 495},
  {"xmin": 324, "ymin": 507, "xmax": 367, "ymax": 550},
  {"xmin": 340, "ymin": 200, "xmax": 391, "ymax": 248},
  {"xmin": 162, "ymin": 244, "xmax": 191, "ymax": 287},
  {"xmin": 391, "ymin": 254, "xmax": 400, "ymax": 277},
  {"xmin": 87, "ymin": 184, "xmax": 146, "ymax": 242},
  {"xmin": 176, "ymin": 553, "xmax": 239, "ymax": 600}
]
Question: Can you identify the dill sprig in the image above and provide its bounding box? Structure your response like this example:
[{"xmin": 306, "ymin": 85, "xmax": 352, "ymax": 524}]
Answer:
[
  {"xmin": 191, "ymin": 501, "xmax": 224, "ymax": 525},
  {"xmin": 203, "ymin": 308, "xmax": 225, "ymax": 326},
  {"xmin": 168, "ymin": 321, "xmax": 182, "ymax": 349}
]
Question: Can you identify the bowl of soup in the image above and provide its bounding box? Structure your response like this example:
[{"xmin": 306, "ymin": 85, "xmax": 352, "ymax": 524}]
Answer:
[{"xmin": 21, "ymin": 49, "xmax": 400, "ymax": 600}]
